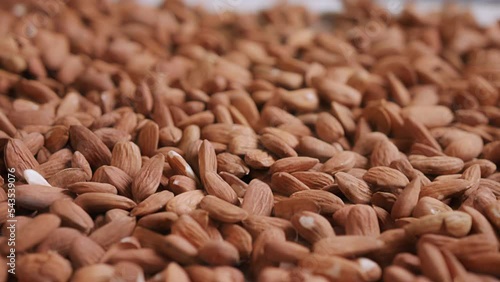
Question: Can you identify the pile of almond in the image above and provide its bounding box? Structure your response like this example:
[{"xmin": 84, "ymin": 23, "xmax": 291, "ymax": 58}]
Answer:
[{"xmin": 0, "ymin": 0, "xmax": 499, "ymax": 281}]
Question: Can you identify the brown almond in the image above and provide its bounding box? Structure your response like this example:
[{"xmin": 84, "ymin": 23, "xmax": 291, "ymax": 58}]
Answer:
[
  {"xmin": 131, "ymin": 190, "xmax": 174, "ymax": 217},
  {"xmin": 345, "ymin": 205, "xmax": 380, "ymax": 237},
  {"xmin": 290, "ymin": 190, "xmax": 344, "ymax": 214},
  {"xmin": 166, "ymin": 190, "xmax": 205, "ymax": 215},
  {"xmin": 16, "ymin": 185, "xmax": 72, "ymax": 210},
  {"xmin": 69, "ymin": 235, "xmax": 105, "ymax": 268},
  {"xmin": 274, "ymin": 198, "xmax": 320, "ymax": 220},
  {"xmin": 371, "ymin": 139, "xmax": 401, "ymax": 167},
  {"xmin": 241, "ymin": 179, "xmax": 274, "ymax": 216},
  {"xmin": 200, "ymin": 195, "xmax": 248, "ymax": 223},
  {"xmin": 17, "ymin": 214, "xmax": 61, "ymax": 252},
  {"xmin": 271, "ymin": 172, "xmax": 310, "ymax": 196},
  {"xmin": 315, "ymin": 112, "xmax": 345, "ymax": 143},
  {"xmin": 89, "ymin": 216, "xmax": 136, "ymax": 249},
  {"xmin": 17, "ymin": 252, "xmax": 72, "ymax": 282},
  {"xmin": 111, "ymin": 141, "xmax": 142, "ymax": 177},
  {"xmin": 269, "ymin": 156, "xmax": 319, "ymax": 174},
  {"xmin": 417, "ymin": 242, "xmax": 452, "ymax": 282},
  {"xmin": 391, "ymin": 177, "xmax": 422, "ymax": 219},
  {"xmin": 217, "ymin": 152, "xmax": 249, "ymax": 178},
  {"xmin": 321, "ymin": 151, "xmax": 357, "ymax": 175},
  {"xmin": 201, "ymin": 171, "xmax": 239, "ymax": 204},
  {"xmin": 198, "ymin": 240, "xmax": 240, "ymax": 266},
  {"xmin": 291, "ymin": 171, "xmax": 335, "ymax": 190},
  {"xmin": 171, "ymin": 214, "xmax": 211, "ymax": 249},
  {"xmin": 131, "ymin": 153, "xmax": 165, "ymax": 202},
  {"xmin": 50, "ymin": 199, "xmax": 94, "ymax": 234},
  {"xmin": 244, "ymin": 149, "xmax": 275, "ymax": 169},
  {"xmin": 220, "ymin": 224, "xmax": 253, "ymax": 259},
  {"xmin": 409, "ymin": 155, "xmax": 464, "ymax": 175},
  {"xmin": 263, "ymin": 239, "xmax": 310, "ymax": 263},
  {"xmin": 420, "ymin": 179, "xmax": 473, "ymax": 200},
  {"xmin": 412, "ymin": 197, "xmax": 453, "ymax": 218},
  {"xmin": 313, "ymin": 235, "xmax": 384, "ymax": 257},
  {"xmin": 363, "ymin": 166, "xmax": 409, "ymax": 189},
  {"xmin": 69, "ymin": 125, "xmax": 111, "ymax": 169},
  {"xmin": 36, "ymin": 227, "xmax": 82, "ymax": 256},
  {"xmin": 260, "ymin": 133, "xmax": 297, "ymax": 158},
  {"xmin": 71, "ymin": 151, "xmax": 92, "ymax": 180},
  {"xmin": 74, "ymin": 193, "xmax": 136, "ymax": 214},
  {"xmin": 291, "ymin": 211, "xmax": 335, "ymax": 244},
  {"xmin": 335, "ymin": 172, "xmax": 373, "ymax": 204},
  {"xmin": 67, "ymin": 182, "xmax": 118, "ymax": 195},
  {"xmin": 5, "ymin": 138, "xmax": 39, "ymax": 178}
]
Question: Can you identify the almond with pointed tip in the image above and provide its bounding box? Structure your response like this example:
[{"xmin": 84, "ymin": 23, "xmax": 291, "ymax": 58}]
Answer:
[
  {"xmin": 17, "ymin": 214, "xmax": 61, "ymax": 252},
  {"xmin": 391, "ymin": 177, "xmax": 422, "ymax": 219},
  {"xmin": 313, "ymin": 235, "xmax": 384, "ymax": 257},
  {"xmin": 69, "ymin": 125, "xmax": 111, "ymax": 169},
  {"xmin": 241, "ymin": 179, "xmax": 274, "ymax": 216},
  {"xmin": 271, "ymin": 172, "xmax": 310, "ymax": 196},
  {"xmin": 131, "ymin": 190, "xmax": 174, "ymax": 217},
  {"xmin": 198, "ymin": 240, "xmax": 240, "ymax": 266},
  {"xmin": 69, "ymin": 235, "xmax": 105, "ymax": 268},
  {"xmin": 345, "ymin": 205, "xmax": 380, "ymax": 237},
  {"xmin": 217, "ymin": 152, "xmax": 249, "ymax": 178},
  {"xmin": 363, "ymin": 166, "xmax": 409, "ymax": 189},
  {"xmin": 17, "ymin": 252, "xmax": 72, "ymax": 282},
  {"xmin": 111, "ymin": 141, "xmax": 142, "ymax": 177},
  {"xmin": 290, "ymin": 190, "xmax": 344, "ymax": 214},
  {"xmin": 220, "ymin": 224, "xmax": 253, "ymax": 259},
  {"xmin": 335, "ymin": 172, "xmax": 373, "ymax": 204},
  {"xmin": 202, "ymin": 171, "xmax": 239, "ymax": 204},
  {"xmin": 166, "ymin": 189, "xmax": 205, "ymax": 215},
  {"xmin": 167, "ymin": 150, "xmax": 200, "ymax": 184},
  {"xmin": 66, "ymin": 182, "xmax": 118, "ymax": 195},
  {"xmin": 263, "ymin": 239, "xmax": 310, "ymax": 263},
  {"xmin": 36, "ymin": 227, "xmax": 81, "ymax": 256},
  {"xmin": 315, "ymin": 112, "xmax": 345, "ymax": 143},
  {"xmin": 200, "ymin": 195, "xmax": 248, "ymax": 223},
  {"xmin": 291, "ymin": 211, "xmax": 335, "ymax": 244},
  {"xmin": 244, "ymin": 149, "xmax": 275, "ymax": 169},
  {"xmin": 171, "ymin": 214, "xmax": 211, "ymax": 249},
  {"xmin": 269, "ymin": 156, "xmax": 319, "ymax": 174},
  {"xmin": 74, "ymin": 193, "xmax": 136, "ymax": 214},
  {"xmin": 5, "ymin": 138, "xmax": 39, "ymax": 178},
  {"xmin": 131, "ymin": 153, "xmax": 165, "ymax": 202},
  {"xmin": 90, "ymin": 215, "xmax": 136, "ymax": 249},
  {"xmin": 16, "ymin": 184, "xmax": 72, "ymax": 210},
  {"xmin": 92, "ymin": 165, "xmax": 133, "ymax": 197},
  {"xmin": 420, "ymin": 179, "xmax": 472, "ymax": 200},
  {"xmin": 50, "ymin": 199, "xmax": 94, "ymax": 234}
]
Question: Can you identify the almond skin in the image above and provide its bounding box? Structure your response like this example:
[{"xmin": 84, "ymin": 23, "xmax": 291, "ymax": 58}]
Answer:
[
  {"xmin": 49, "ymin": 199, "xmax": 94, "ymax": 234},
  {"xmin": 17, "ymin": 214, "xmax": 61, "ymax": 252},
  {"xmin": 241, "ymin": 179, "xmax": 274, "ymax": 216},
  {"xmin": 200, "ymin": 195, "xmax": 248, "ymax": 223},
  {"xmin": 17, "ymin": 252, "xmax": 72, "ymax": 282},
  {"xmin": 69, "ymin": 125, "xmax": 111, "ymax": 169},
  {"xmin": 131, "ymin": 153, "xmax": 165, "ymax": 202}
]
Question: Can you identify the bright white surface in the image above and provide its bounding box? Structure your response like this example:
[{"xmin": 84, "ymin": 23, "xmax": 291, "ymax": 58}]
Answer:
[{"xmin": 138, "ymin": 0, "xmax": 499, "ymax": 25}]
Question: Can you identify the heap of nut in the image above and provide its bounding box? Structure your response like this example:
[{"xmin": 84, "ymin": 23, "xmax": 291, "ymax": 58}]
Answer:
[{"xmin": 0, "ymin": 0, "xmax": 499, "ymax": 281}]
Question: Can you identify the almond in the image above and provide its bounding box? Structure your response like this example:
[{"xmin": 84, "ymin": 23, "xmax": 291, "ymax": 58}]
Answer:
[
  {"xmin": 111, "ymin": 141, "xmax": 142, "ymax": 177},
  {"xmin": 69, "ymin": 125, "xmax": 111, "ymax": 169},
  {"xmin": 241, "ymin": 179, "xmax": 274, "ymax": 216},
  {"xmin": 131, "ymin": 153, "xmax": 165, "ymax": 202},
  {"xmin": 49, "ymin": 199, "xmax": 94, "ymax": 234},
  {"xmin": 17, "ymin": 252, "xmax": 72, "ymax": 282},
  {"xmin": 291, "ymin": 211, "xmax": 335, "ymax": 244},
  {"xmin": 200, "ymin": 195, "xmax": 248, "ymax": 223}
]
